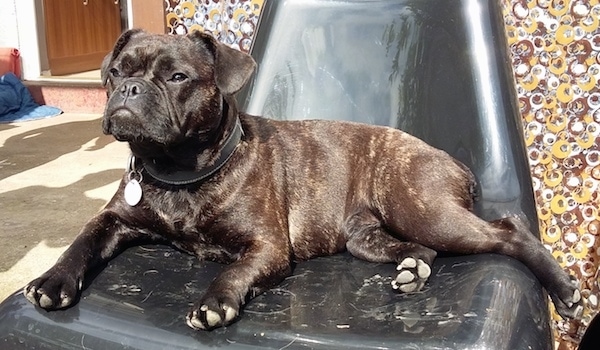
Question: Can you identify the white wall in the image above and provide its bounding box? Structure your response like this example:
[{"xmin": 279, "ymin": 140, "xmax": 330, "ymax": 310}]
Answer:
[
  {"xmin": 0, "ymin": 0, "xmax": 20, "ymax": 48},
  {"xmin": 0, "ymin": 0, "xmax": 41, "ymax": 79}
]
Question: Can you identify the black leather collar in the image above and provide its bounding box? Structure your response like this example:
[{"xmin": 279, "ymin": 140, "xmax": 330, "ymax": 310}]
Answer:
[{"xmin": 128, "ymin": 118, "xmax": 243, "ymax": 186}]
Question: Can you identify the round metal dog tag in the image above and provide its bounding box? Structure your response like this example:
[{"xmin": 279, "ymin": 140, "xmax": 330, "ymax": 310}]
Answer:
[{"xmin": 124, "ymin": 179, "xmax": 143, "ymax": 206}]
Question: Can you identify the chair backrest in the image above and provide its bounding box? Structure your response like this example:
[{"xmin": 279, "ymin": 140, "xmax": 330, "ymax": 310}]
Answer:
[{"xmin": 237, "ymin": 0, "xmax": 537, "ymax": 230}]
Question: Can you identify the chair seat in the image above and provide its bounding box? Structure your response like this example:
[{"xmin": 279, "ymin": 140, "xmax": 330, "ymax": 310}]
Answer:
[{"xmin": 0, "ymin": 246, "xmax": 551, "ymax": 349}]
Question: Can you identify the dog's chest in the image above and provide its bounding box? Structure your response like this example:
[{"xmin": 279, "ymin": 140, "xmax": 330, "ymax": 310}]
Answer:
[{"xmin": 143, "ymin": 188, "xmax": 241, "ymax": 262}]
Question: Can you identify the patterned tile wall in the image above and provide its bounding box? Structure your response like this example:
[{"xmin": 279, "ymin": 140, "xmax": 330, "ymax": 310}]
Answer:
[
  {"xmin": 164, "ymin": 0, "xmax": 599, "ymax": 348},
  {"xmin": 502, "ymin": 1, "xmax": 599, "ymax": 348},
  {"xmin": 164, "ymin": 0, "xmax": 263, "ymax": 52}
]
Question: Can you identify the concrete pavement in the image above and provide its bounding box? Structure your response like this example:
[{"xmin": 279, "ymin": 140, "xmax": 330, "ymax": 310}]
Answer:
[{"xmin": 0, "ymin": 113, "xmax": 129, "ymax": 302}]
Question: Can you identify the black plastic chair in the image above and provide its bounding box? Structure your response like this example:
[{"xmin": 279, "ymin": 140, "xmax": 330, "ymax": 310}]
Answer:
[{"xmin": 0, "ymin": 0, "xmax": 554, "ymax": 349}]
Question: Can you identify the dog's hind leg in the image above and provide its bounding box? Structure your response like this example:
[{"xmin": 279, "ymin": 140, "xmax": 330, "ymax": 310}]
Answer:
[
  {"xmin": 344, "ymin": 210, "xmax": 437, "ymax": 293},
  {"xmin": 382, "ymin": 200, "xmax": 583, "ymax": 320}
]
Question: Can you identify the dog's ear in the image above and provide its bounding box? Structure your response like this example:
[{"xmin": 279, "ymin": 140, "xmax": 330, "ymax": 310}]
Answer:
[
  {"xmin": 188, "ymin": 31, "xmax": 256, "ymax": 95},
  {"xmin": 101, "ymin": 29, "xmax": 146, "ymax": 86}
]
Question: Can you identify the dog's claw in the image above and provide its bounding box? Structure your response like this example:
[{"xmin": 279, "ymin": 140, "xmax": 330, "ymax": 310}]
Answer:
[
  {"xmin": 186, "ymin": 310, "xmax": 204, "ymax": 330},
  {"xmin": 392, "ymin": 258, "xmax": 431, "ymax": 293}
]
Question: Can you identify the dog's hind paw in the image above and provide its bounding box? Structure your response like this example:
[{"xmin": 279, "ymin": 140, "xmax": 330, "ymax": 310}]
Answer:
[
  {"xmin": 392, "ymin": 258, "xmax": 431, "ymax": 293},
  {"xmin": 186, "ymin": 297, "xmax": 239, "ymax": 330},
  {"xmin": 550, "ymin": 275, "xmax": 584, "ymax": 320}
]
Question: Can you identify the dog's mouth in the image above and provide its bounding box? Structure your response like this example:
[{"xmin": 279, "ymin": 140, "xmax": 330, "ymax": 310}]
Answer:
[
  {"xmin": 102, "ymin": 108, "xmax": 150, "ymax": 143},
  {"xmin": 103, "ymin": 107, "xmax": 180, "ymax": 146}
]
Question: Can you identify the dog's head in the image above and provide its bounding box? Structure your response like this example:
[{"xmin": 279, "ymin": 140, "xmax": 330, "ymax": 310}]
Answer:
[{"xmin": 101, "ymin": 29, "xmax": 255, "ymax": 152}]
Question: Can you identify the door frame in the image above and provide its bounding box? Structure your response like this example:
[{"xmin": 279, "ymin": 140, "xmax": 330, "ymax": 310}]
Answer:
[{"xmin": 15, "ymin": 0, "xmax": 41, "ymax": 81}]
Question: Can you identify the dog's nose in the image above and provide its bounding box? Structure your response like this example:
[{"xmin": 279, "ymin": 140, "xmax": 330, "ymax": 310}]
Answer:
[{"xmin": 119, "ymin": 81, "xmax": 146, "ymax": 99}]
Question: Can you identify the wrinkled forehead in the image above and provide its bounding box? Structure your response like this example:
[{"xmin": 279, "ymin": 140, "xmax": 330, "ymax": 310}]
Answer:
[{"xmin": 114, "ymin": 35, "xmax": 214, "ymax": 74}]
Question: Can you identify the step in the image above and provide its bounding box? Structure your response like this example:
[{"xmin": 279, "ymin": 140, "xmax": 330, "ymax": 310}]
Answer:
[{"xmin": 24, "ymin": 77, "xmax": 106, "ymax": 114}]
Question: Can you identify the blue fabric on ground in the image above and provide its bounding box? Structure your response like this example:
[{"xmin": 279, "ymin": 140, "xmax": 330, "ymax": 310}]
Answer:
[{"xmin": 0, "ymin": 72, "xmax": 62, "ymax": 123}]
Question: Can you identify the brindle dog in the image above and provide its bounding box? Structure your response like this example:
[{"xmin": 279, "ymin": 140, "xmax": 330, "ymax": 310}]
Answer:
[{"xmin": 24, "ymin": 29, "xmax": 583, "ymax": 330}]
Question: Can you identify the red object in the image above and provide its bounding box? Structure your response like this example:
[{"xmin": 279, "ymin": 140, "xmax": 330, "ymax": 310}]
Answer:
[{"xmin": 0, "ymin": 48, "xmax": 22, "ymax": 78}]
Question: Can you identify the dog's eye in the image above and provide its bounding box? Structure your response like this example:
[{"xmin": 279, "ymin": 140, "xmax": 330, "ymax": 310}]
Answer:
[
  {"xmin": 110, "ymin": 68, "xmax": 121, "ymax": 78},
  {"xmin": 169, "ymin": 73, "xmax": 188, "ymax": 83}
]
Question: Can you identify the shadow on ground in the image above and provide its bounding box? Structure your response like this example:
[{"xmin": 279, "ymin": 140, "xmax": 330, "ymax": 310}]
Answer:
[
  {"xmin": 0, "ymin": 115, "xmax": 128, "ymax": 272},
  {"xmin": 0, "ymin": 118, "xmax": 114, "ymax": 180},
  {"xmin": 0, "ymin": 169, "xmax": 124, "ymax": 271}
]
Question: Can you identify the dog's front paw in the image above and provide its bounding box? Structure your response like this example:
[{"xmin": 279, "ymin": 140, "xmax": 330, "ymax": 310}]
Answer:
[
  {"xmin": 391, "ymin": 257, "xmax": 431, "ymax": 293},
  {"xmin": 550, "ymin": 275, "xmax": 584, "ymax": 320},
  {"xmin": 186, "ymin": 296, "xmax": 239, "ymax": 330},
  {"xmin": 24, "ymin": 270, "xmax": 82, "ymax": 310}
]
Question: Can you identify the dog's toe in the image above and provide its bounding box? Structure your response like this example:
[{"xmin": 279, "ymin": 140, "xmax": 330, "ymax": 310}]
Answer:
[
  {"xmin": 38, "ymin": 293, "xmax": 55, "ymax": 309},
  {"xmin": 392, "ymin": 258, "xmax": 431, "ymax": 293},
  {"xmin": 204, "ymin": 307, "xmax": 223, "ymax": 328},
  {"xmin": 398, "ymin": 257, "xmax": 417, "ymax": 269},
  {"xmin": 186, "ymin": 306, "xmax": 222, "ymax": 330},
  {"xmin": 24, "ymin": 285, "xmax": 38, "ymax": 305},
  {"xmin": 572, "ymin": 289, "xmax": 581, "ymax": 304}
]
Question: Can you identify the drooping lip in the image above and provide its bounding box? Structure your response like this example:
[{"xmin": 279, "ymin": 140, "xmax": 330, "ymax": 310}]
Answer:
[
  {"xmin": 102, "ymin": 107, "xmax": 140, "ymax": 141},
  {"xmin": 102, "ymin": 108, "xmax": 180, "ymax": 146}
]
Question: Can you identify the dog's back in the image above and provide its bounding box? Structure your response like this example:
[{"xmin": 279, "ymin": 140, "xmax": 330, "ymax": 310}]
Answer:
[{"xmin": 241, "ymin": 115, "xmax": 475, "ymax": 260}]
